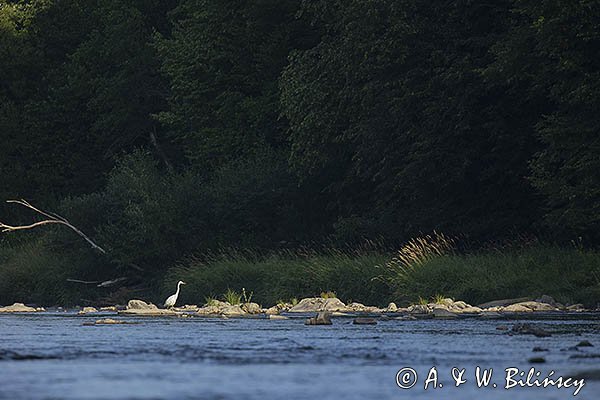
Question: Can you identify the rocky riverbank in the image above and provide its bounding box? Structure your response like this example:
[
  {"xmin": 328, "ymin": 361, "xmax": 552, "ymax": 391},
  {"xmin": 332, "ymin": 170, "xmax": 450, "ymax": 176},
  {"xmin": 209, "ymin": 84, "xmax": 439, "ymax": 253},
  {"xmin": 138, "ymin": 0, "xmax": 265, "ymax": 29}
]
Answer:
[{"xmin": 0, "ymin": 294, "xmax": 593, "ymax": 320}]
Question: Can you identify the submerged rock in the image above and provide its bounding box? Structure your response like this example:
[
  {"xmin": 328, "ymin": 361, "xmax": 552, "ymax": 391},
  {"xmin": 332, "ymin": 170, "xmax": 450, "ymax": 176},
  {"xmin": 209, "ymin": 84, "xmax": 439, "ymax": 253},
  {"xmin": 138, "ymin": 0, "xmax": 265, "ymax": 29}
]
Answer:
[
  {"xmin": 289, "ymin": 298, "xmax": 348, "ymax": 313},
  {"xmin": 353, "ymin": 317, "xmax": 378, "ymax": 325},
  {"xmin": 305, "ymin": 312, "xmax": 332, "ymax": 325},
  {"xmin": 577, "ymin": 340, "xmax": 594, "ymax": 347},
  {"xmin": 511, "ymin": 323, "xmax": 552, "ymax": 338},
  {"xmin": 268, "ymin": 315, "xmax": 289, "ymax": 320},
  {"xmin": 0, "ymin": 303, "xmax": 42, "ymax": 313},
  {"xmin": 528, "ymin": 357, "xmax": 546, "ymax": 364},
  {"xmin": 83, "ymin": 318, "xmax": 135, "ymax": 326}
]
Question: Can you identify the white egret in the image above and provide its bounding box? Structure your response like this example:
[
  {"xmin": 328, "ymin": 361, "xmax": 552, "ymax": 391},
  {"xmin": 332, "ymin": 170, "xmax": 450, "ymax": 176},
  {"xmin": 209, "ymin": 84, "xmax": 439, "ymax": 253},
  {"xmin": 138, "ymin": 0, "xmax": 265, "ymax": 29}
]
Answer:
[{"xmin": 164, "ymin": 280, "xmax": 186, "ymax": 308}]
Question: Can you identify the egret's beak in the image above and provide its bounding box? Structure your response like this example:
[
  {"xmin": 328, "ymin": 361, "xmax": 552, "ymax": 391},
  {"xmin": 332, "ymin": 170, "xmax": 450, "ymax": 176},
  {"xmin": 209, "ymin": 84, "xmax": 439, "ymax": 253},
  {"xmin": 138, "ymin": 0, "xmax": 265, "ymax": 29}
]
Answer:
[{"xmin": 182, "ymin": 281, "xmax": 187, "ymax": 285}]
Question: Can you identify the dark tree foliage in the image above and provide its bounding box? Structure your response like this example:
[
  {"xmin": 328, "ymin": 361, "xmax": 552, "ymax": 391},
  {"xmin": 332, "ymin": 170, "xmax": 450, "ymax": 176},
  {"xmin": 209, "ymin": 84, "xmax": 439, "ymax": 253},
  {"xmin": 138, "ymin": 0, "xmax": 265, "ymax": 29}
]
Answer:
[
  {"xmin": 155, "ymin": 0, "xmax": 315, "ymax": 171},
  {"xmin": 0, "ymin": 0, "xmax": 599, "ymax": 275},
  {"xmin": 281, "ymin": 0, "xmax": 542, "ymax": 240}
]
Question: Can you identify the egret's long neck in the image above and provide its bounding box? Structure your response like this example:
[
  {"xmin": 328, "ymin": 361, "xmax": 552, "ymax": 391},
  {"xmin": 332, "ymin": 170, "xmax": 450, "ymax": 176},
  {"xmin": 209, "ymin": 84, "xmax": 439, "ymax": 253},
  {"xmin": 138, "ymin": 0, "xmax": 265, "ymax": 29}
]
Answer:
[{"xmin": 175, "ymin": 282, "xmax": 182, "ymax": 297}]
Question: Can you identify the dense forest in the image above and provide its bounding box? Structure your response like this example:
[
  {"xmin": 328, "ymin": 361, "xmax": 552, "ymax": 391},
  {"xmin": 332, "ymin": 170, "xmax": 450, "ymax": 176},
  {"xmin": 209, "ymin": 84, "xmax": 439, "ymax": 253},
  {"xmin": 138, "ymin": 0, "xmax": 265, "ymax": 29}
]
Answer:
[{"xmin": 0, "ymin": 0, "xmax": 599, "ymax": 306}]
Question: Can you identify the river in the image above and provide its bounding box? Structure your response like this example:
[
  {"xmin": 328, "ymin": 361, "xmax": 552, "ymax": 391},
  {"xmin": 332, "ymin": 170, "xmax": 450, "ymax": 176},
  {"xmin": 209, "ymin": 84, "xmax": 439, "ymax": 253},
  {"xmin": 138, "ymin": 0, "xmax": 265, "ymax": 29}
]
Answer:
[{"xmin": 1, "ymin": 312, "xmax": 599, "ymax": 399}]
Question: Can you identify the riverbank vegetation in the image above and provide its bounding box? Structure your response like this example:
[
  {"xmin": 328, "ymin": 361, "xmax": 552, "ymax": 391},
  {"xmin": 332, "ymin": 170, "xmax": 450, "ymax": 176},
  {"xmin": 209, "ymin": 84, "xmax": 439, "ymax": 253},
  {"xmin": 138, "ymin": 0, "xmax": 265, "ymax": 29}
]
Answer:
[{"xmin": 1, "ymin": 1, "xmax": 599, "ymax": 306}]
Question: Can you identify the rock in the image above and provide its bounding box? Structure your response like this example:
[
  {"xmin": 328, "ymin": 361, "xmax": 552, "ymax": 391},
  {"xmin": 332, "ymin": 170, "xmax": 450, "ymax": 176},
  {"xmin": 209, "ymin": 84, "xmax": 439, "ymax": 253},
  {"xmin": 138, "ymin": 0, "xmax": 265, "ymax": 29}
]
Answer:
[
  {"xmin": 241, "ymin": 302, "xmax": 262, "ymax": 314},
  {"xmin": 196, "ymin": 305, "xmax": 221, "ymax": 315},
  {"xmin": 94, "ymin": 318, "xmax": 130, "ymax": 325},
  {"xmin": 305, "ymin": 312, "xmax": 332, "ymax": 325},
  {"xmin": 395, "ymin": 315, "xmax": 417, "ymax": 321},
  {"xmin": 0, "ymin": 303, "xmax": 40, "ymax": 313},
  {"xmin": 439, "ymin": 298, "xmax": 455, "ymax": 307},
  {"xmin": 432, "ymin": 307, "xmax": 458, "ymax": 319},
  {"xmin": 289, "ymin": 297, "xmax": 347, "ymax": 313},
  {"xmin": 577, "ymin": 340, "xmax": 593, "ymax": 347},
  {"xmin": 503, "ymin": 301, "xmax": 558, "ymax": 312},
  {"xmin": 511, "ymin": 323, "xmax": 552, "ymax": 338},
  {"xmin": 528, "ymin": 357, "xmax": 546, "ymax": 363},
  {"xmin": 496, "ymin": 325, "xmax": 509, "ymax": 331},
  {"xmin": 478, "ymin": 297, "xmax": 532, "ymax": 309},
  {"xmin": 100, "ymin": 306, "xmax": 117, "ymax": 311},
  {"xmin": 532, "ymin": 347, "xmax": 548, "ymax": 352},
  {"xmin": 503, "ymin": 304, "xmax": 533, "ymax": 313},
  {"xmin": 408, "ymin": 304, "xmax": 430, "ymax": 314},
  {"xmin": 78, "ymin": 306, "xmax": 98, "ymax": 315},
  {"xmin": 481, "ymin": 311, "xmax": 503, "ymax": 319},
  {"xmin": 353, "ymin": 317, "xmax": 378, "ymax": 325},
  {"xmin": 264, "ymin": 306, "xmax": 280, "ymax": 315},
  {"xmin": 567, "ymin": 304, "xmax": 585, "ymax": 311},
  {"xmin": 536, "ymin": 295, "xmax": 558, "ymax": 307},
  {"xmin": 120, "ymin": 299, "xmax": 177, "ymax": 315},
  {"xmin": 126, "ymin": 299, "xmax": 156, "ymax": 310},
  {"xmin": 268, "ymin": 315, "xmax": 289, "ymax": 320},
  {"xmin": 220, "ymin": 304, "xmax": 245, "ymax": 316},
  {"xmin": 174, "ymin": 304, "xmax": 199, "ymax": 312},
  {"xmin": 386, "ymin": 302, "xmax": 398, "ymax": 312}
]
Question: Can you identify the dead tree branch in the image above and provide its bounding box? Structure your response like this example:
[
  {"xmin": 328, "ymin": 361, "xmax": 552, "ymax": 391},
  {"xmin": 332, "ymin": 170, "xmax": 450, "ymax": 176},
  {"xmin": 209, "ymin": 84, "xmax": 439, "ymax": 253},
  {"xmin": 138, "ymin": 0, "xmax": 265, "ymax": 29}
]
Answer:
[{"xmin": 0, "ymin": 199, "xmax": 106, "ymax": 254}]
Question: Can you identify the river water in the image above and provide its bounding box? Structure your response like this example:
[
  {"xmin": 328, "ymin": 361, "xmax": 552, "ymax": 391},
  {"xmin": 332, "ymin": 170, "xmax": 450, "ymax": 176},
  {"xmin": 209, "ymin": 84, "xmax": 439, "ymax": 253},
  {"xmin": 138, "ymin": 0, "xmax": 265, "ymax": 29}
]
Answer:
[{"xmin": 1, "ymin": 312, "xmax": 599, "ymax": 399}]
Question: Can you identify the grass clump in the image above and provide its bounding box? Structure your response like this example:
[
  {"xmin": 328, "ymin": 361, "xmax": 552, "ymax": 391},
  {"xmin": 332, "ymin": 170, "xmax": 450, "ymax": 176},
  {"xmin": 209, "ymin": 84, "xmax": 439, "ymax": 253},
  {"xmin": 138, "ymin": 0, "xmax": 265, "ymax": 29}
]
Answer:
[
  {"xmin": 223, "ymin": 288, "xmax": 242, "ymax": 305},
  {"xmin": 320, "ymin": 291, "xmax": 337, "ymax": 299},
  {"xmin": 387, "ymin": 245, "xmax": 600, "ymax": 307}
]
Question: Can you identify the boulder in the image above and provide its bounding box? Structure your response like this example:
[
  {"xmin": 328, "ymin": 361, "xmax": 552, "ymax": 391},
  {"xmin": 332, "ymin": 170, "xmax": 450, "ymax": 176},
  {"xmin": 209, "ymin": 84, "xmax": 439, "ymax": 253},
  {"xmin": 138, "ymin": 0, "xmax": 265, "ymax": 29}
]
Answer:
[
  {"xmin": 478, "ymin": 297, "xmax": 531, "ymax": 309},
  {"xmin": 220, "ymin": 304, "xmax": 245, "ymax": 316},
  {"xmin": 0, "ymin": 303, "xmax": 40, "ymax": 313},
  {"xmin": 289, "ymin": 297, "xmax": 348, "ymax": 312},
  {"xmin": 567, "ymin": 304, "xmax": 585, "ymax": 312},
  {"xmin": 505, "ymin": 301, "xmax": 557, "ymax": 312},
  {"xmin": 100, "ymin": 306, "xmax": 118, "ymax": 311},
  {"xmin": 264, "ymin": 306, "xmax": 280, "ymax": 315},
  {"xmin": 241, "ymin": 302, "xmax": 262, "ymax": 314},
  {"xmin": 346, "ymin": 302, "xmax": 382, "ymax": 313},
  {"xmin": 119, "ymin": 300, "xmax": 177, "ymax": 315},
  {"xmin": 78, "ymin": 306, "xmax": 98, "ymax": 315},
  {"xmin": 196, "ymin": 305, "xmax": 221, "ymax": 315},
  {"xmin": 386, "ymin": 302, "xmax": 398, "ymax": 312},
  {"xmin": 126, "ymin": 299, "xmax": 156, "ymax": 310},
  {"xmin": 305, "ymin": 312, "xmax": 332, "ymax": 325},
  {"xmin": 408, "ymin": 304, "xmax": 430, "ymax": 314},
  {"xmin": 432, "ymin": 307, "xmax": 458, "ymax": 319}
]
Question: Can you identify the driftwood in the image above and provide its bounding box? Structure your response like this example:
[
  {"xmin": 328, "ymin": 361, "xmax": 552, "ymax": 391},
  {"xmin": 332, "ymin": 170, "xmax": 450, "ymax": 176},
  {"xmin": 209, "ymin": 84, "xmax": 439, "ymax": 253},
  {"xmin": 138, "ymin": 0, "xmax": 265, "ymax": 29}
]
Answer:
[{"xmin": 0, "ymin": 199, "xmax": 106, "ymax": 254}]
